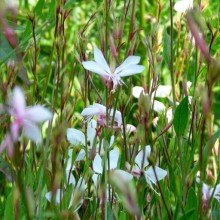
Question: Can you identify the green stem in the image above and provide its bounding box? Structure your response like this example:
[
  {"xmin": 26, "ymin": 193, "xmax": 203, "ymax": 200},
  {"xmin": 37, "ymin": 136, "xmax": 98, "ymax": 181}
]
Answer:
[{"xmin": 169, "ymin": 0, "xmax": 176, "ymax": 110}]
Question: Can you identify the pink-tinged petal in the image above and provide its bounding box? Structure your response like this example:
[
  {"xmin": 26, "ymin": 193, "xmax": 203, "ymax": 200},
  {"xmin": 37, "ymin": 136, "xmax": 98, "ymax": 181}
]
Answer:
[
  {"xmin": 108, "ymin": 147, "xmax": 119, "ymax": 170},
  {"xmin": 81, "ymin": 103, "xmax": 106, "ymax": 121},
  {"xmin": 115, "ymin": 56, "xmax": 141, "ymax": 75},
  {"xmin": 93, "ymin": 154, "xmax": 103, "ymax": 174},
  {"xmin": 0, "ymin": 134, "xmax": 14, "ymax": 157},
  {"xmin": 25, "ymin": 106, "xmax": 52, "ymax": 123},
  {"xmin": 109, "ymin": 109, "xmax": 122, "ymax": 127},
  {"xmin": 82, "ymin": 61, "xmax": 110, "ymax": 78},
  {"xmin": 67, "ymin": 128, "xmax": 85, "ymax": 146},
  {"xmin": 23, "ymin": 121, "xmax": 42, "ymax": 143},
  {"xmin": 12, "ymin": 87, "xmax": 26, "ymax": 116},
  {"xmin": 94, "ymin": 48, "xmax": 111, "ymax": 74},
  {"xmin": 117, "ymin": 64, "xmax": 145, "ymax": 77},
  {"xmin": 10, "ymin": 122, "xmax": 20, "ymax": 141},
  {"xmin": 202, "ymin": 183, "xmax": 211, "ymax": 201}
]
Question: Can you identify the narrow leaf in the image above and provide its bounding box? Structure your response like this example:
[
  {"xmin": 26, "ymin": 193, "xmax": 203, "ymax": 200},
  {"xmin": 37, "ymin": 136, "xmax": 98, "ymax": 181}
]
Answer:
[{"xmin": 173, "ymin": 96, "xmax": 189, "ymax": 136}]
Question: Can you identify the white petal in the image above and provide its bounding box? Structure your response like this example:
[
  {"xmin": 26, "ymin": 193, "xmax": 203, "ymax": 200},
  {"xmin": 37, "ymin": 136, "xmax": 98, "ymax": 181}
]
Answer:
[
  {"xmin": 108, "ymin": 147, "xmax": 120, "ymax": 170},
  {"xmin": 153, "ymin": 100, "xmax": 166, "ymax": 113},
  {"xmin": 109, "ymin": 135, "xmax": 115, "ymax": 147},
  {"xmin": 92, "ymin": 173, "xmax": 99, "ymax": 186},
  {"xmin": 75, "ymin": 149, "xmax": 86, "ymax": 161},
  {"xmin": 25, "ymin": 106, "xmax": 52, "ymax": 122},
  {"xmin": 212, "ymin": 184, "xmax": 220, "ymax": 202},
  {"xmin": 114, "ymin": 56, "xmax": 141, "ymax": 75},
  {"xmin": 126, "ymin": 124, "xmax": 137, "ymax": 134},
  {"xmin": 67, "ymin": 128, "xmax": 85, "ymax": 146},
  {"xmin": 132, "ymin": 86, "xmax": 145, "ymax": 98},
  {"xmin": 45, "ymin": 189, "xmax": 62, "ymax": 204},
  {"xmin": 174, "ymin": 0, "xmax": 193, "ymax": 13},
  {"xmin": 82, "ymin": 61, "xmax": 110, "ymax": 78},
  {"xmin": 12, "ymin": 87, "xmax": 26, "ymax": 117},
  {"xmin": 155, "ymin": 85, "xmax": 171, "ymax": 98},
  {"xmin": 75, "ymin": 177, "xmax": 86, "ymax": 192},
  {"xmin": 66, "ymin": 170, "xmax": 76, "ymax": 185},
  {"xmin": 117, "ymin": 65, "xmax": 145, "ymax": 77},
  {"xmin": 94, "ymin": 48, "xmax": 111, "ymax": 75},
  {"xmin": 110, "ymin": 109, "xmax": 122, "ymax": 127},
  {"xmin": 203, "ymin": 183, "xmax": 211, "ymax": 201},
  {"xmin": 81, "ymin": 103, "xmax": 106, "ymax": 120},
  {"xmin": 113, "ymin": 169, "xmax": 133, "ymax": 182},
  {"xmin": 93, "ymin": 154, "xmax": 103, "ymax": 174},
  {"xmin": 135, "ymin": 145, "xmax": 151, "ymax": 169},
  {"xmin": 23, "ymin": 121, "xmax": 42, "ymax": 143},
  {"xmin": 145, "ymin": 166, "xmax": 167, "ymax": 184},
  {"xmin": 87, "ymin": 119, "xmax": 97, "ymax": 146}
]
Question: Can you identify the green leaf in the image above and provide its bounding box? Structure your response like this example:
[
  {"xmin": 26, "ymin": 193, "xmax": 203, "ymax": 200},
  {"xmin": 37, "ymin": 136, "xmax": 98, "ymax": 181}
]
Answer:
[
  {"xmin": 34, "ymin": 0, "xmax": 45, "ymax": 16},
  {"xmin": 185, "ymin": 188, "xmax": 198, "ymax": 220},
  {"xmin": 4, "ymin": 191, "xmax": 14, "ymax": 220},
  {"xmin": 173, "ymin": 96, "xmax": 189, "ymax": 137},
  {"xmin": 163, "ymin": 27, "xmax": 171, "ymax": 69}
]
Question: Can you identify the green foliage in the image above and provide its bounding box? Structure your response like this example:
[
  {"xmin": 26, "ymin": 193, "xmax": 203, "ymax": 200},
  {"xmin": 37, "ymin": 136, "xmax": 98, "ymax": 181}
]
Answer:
[{"xmin": 173, "ymin": 96, "xmax": 189, "ymax": 137}]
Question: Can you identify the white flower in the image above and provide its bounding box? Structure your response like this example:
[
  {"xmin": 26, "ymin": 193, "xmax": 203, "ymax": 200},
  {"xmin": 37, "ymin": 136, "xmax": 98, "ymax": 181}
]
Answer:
[
  {"xmin": 92, "ymin": 147, "xmax": 120, "ymax": 186},
  {"xmin": 0, "ymin": 87, "xmax": 52, "ymax": 156},
  {"xmin": 132, "ymin": 86, "xmax": 168, "ymax": 113},
  {"xmin": 82, "ymin": 48, "xmax": 145, "ymax": 89},
  {"xmin": 81, "ymin": 103, "xmax": 122, "ymax": 127},
  {"xmin": 196, "ymin": 177, "xmax": 220, "ymax": 210},
  {"xmin": 128, "ymin": 145, "xmax": 167, "ymax": 193},
  {"xmin": 174, "ymin": 0, "xmax": 193, "ymax": 13}
]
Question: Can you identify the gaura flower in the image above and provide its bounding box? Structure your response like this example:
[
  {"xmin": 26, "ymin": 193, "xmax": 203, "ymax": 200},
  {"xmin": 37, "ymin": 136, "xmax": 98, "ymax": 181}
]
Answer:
[
  {"xmin": 0, "ymin": 87, "xmax": 52, "ymax": 155},
  {"xmin": 174, "ymin": 0, "xmax": 193, "ymax": 13},
  {"xmin": 81, "ymin": 103, "xmax": 122, "ymax": 128},
  {"xmin": 196, "ymin": 177, "xmax": 220, "ymax": 211},
  {"xmin": 126, "ymin": 145, "xmax": 167, "ymax": 193},
  {"xmin": 82, "ymin": 48, "xmax": 145, "ymax": 89},
  {"xmin": 132, "ymin": 85, "xmax": 171, "ymax": 113}
]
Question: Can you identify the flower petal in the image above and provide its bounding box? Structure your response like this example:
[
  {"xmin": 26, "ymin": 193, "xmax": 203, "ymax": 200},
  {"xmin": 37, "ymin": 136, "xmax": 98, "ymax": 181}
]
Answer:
[
  {"xmin": 153, "ymin": 100, "xmax": 166, "ymax": 113},
  {"xmin": 12, "ymin": 87, "xmax": 26, "ymax": 116},
  {"xmin": 135, "ymin": 145, "xmax": 151, "ymax": 169},
  {"xmin": 45, "ymin": 189, "xmax": 62, "ymax": 204},
  {"xmin": 108, "ymin": 147, "xmax": 120, "ymax": 170},
  {"xmin": 87, "ymin": 119, "xmax": 97, "ymax": 146},
  {"xmin": 113, "ymin": 169, "xmax": 133, "ymax": 182},
  {"xmin": 114, "ymin": 56, "xmax": 141, "ymax": 75},
  {"xmin": 25, "ymin": 106, "xmax": 52, "ymax": 123},
  {"xmin": 67, "ymin": 128, "xmax": 85, "ymax": 146},
  {"xmin": 23, "ymin": 121, "xmax": 42, "ymax": 143},
  {"xmin": 174, "ymin": 0, "xmax": 193, "ymax": 13},
  {"xmin": 155, "ymin": 85, "xmax": 171, "ymax": 98},
  {"xmin": 145, "ymin": 166, "xmax": 167, "ymax": 184},
  {"xmin": 81, "ymin": 103, "xmax": 106, "ymax": 121},
  {"xmin": 93, "ymin": 153, "xmax": 103, "ymax": 174},
  {"xmin": 117, "ymin": 65, "xmax": 145, "ymax": 77},
  {"xmin": 82, "ymin": 61, "xmax": 110, "ymax": 78},
  {"xmin": 94, "ymin": 48, "xmax": 111, "ymax": 75},
  {"xmin": 132, "ymin": 86, "xmax": 145, "ymax": 98}
]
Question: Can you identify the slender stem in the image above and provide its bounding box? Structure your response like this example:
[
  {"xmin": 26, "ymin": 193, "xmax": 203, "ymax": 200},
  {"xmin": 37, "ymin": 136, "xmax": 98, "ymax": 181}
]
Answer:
[{"xmin": 169, "ymin": 0, "xmax": 176, "ymax": 110}]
